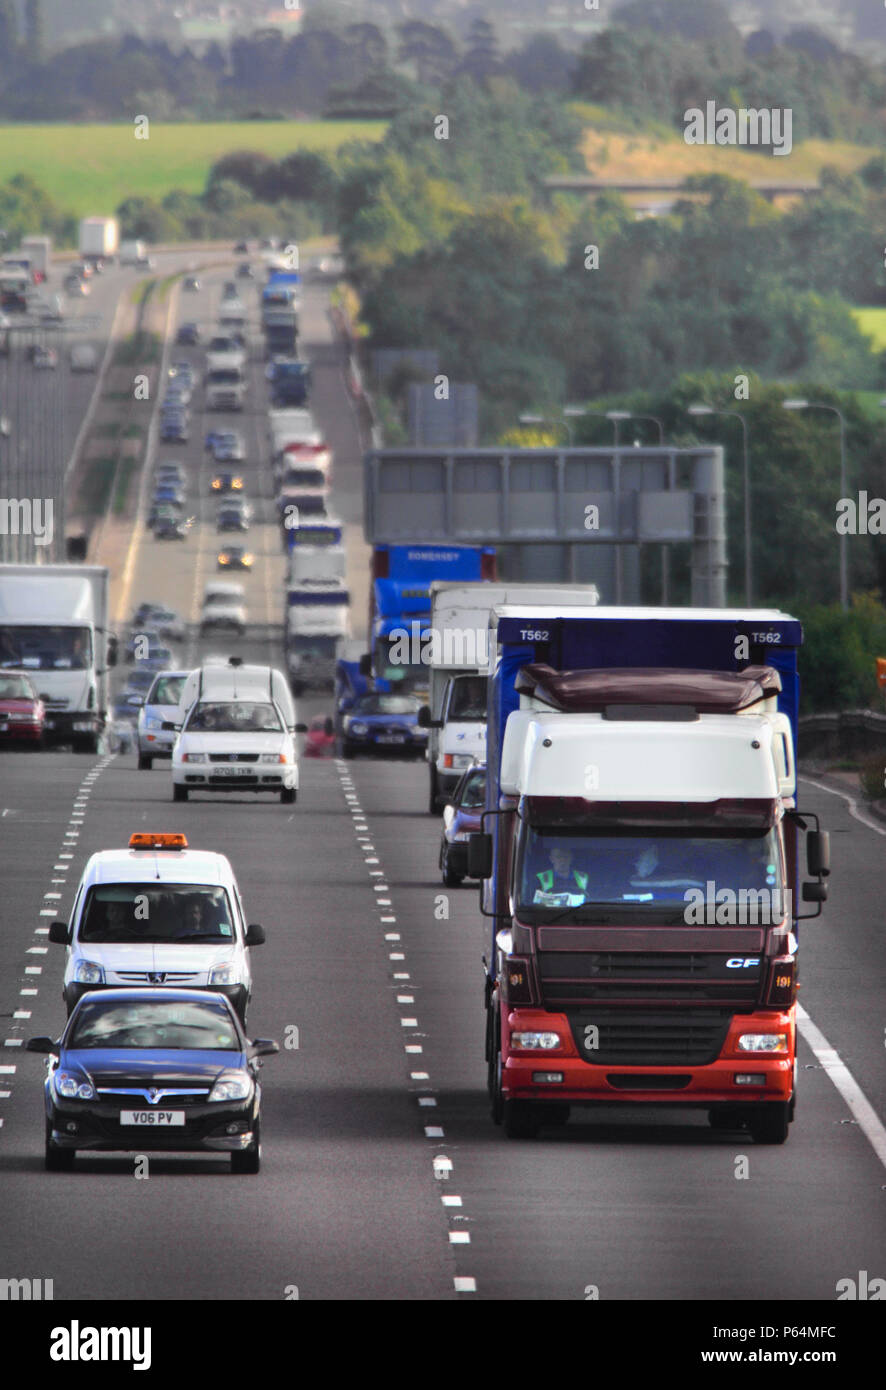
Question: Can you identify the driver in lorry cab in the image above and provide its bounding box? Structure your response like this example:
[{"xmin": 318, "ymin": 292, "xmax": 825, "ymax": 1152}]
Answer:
[{"xmin": 533, "ymin": 843, "xmax": 589, "ymax": 904}]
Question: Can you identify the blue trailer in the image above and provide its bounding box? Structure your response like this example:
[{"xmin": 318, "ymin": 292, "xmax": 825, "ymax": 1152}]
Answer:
[{"xmin": 366, "ymin": 544, "xmax": 496, "ymax": 692}]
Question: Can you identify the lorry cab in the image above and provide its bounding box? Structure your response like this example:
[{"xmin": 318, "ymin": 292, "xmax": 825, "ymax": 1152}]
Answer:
[{"xmin": 472, "ymin": 605, "xmax": 829, "ymax": 1145}]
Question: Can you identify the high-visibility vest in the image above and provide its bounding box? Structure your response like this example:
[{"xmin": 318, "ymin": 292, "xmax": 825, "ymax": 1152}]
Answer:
[{"xmin": 536, "ymin": 868, "xmax": 588, "ymax": 892}]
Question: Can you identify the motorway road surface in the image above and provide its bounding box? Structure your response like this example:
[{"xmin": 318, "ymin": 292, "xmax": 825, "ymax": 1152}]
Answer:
[{"xmin": 0, "ymin": 248, "xmax": 884, "ymax": 1306}]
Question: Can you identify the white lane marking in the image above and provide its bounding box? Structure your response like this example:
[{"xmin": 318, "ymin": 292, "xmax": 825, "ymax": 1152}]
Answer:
[
  {"xmin": 442, "ymin": 1196, "xmax": 462, "ymax": 1208},
  {"xmin": 797, "ymin": 1004, "xmax": 886, "ymax": 1171},
  {"xmin": 800, "ymin": 775, "xmax": 886, "ymax": 837},
  {"xmin": 449, "ymin": 1232, "xmax": 470, "ymax": 1245},
  {"xmin": 454, "ymin": 1278, "xmax": 477, "ymax": 1292}
]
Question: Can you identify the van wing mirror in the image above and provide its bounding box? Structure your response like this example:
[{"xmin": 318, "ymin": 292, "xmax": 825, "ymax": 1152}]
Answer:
[{"xmin": 468, "ymin": 832, "xmax": 493, "ymax": 880}]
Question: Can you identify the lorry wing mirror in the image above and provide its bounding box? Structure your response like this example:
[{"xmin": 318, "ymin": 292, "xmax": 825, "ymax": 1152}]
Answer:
[
  {"xmin": 48, "ymin": 922, "xmax": 69, "ymax": 945},
  {"xmin": 806, "ymin": 830, "xmax": 830, "ymax": 878},
  {"xmin": 358, "ymin": 653, "xmax": 371, "ymax": 677},
  {"xmin": 468, "ymin": 832, "xmax": 493, "ymax": 880},
  {"xmin": 107, "ymin": 635, "xmax": 118, "ymax": 667},
  {"xmin": 802, "ymin": 882, "xmax": 828, "ymax": 903}
]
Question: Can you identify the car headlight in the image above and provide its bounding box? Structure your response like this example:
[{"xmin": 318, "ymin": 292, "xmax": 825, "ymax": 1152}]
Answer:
[
  {"xmin": 737, "ymin": 1034, "xmax": 788, "ymax": 1053},
  {"xmin": 510, "ymin": 1031, "xmax": 561, "ymax": 1050},
  {"xmin": 260, "ymin": 752, "xmax": 286, "ymax": 763},
  {"xmin": 73, "ymin": 960, "xmax": 104, "ymax": 985},
  {"xmin": 145, "ymin": 716, "xmax": 163, "ymax": 730},
  {"xmin": 55, "ymin": 1072, "xmax": 95, "ymax": 1101},
  {"xmin": 209, "ymin": 964, "xmax": 237, "ymax": 986},
  {"xmin": 350, "ymin": 721, "xmax": 368, "ymax": 736},
  {"xmin": 183, "ymin": 752, "xmax": 207, "ymax": 763},
  {"xmin": 208, "ymin": 1073, "xmax": 252, "ymax": 1103}
]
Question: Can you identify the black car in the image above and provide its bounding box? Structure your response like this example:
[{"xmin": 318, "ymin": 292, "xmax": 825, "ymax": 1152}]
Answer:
[
  {"xmin": 217, "ymin": 506, "xmax": 250, "ymax": 533},
  {"xmin": 29, "ymin": 989, "xmax": 278, "ymax": 1173},
  {"xmin": 154, "ymin": 517, "xmax": 189, "ymax": 540},
  {"xmin": 176, "ymin": 322, "xmax": 201, "ymax": 345}
]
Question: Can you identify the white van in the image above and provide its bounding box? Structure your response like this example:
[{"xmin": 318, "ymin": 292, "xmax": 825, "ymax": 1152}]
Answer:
[{"xmin": 171, "ymin": 660, "xmax": 302, "ymax": 804}]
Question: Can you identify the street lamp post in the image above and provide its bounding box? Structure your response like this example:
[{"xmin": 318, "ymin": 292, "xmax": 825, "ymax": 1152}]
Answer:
[
  {"xmin": 689, "ymin": 403, "xmax": 752, "ymax": 606},
  {"xmin": 782, "ymin": 399, "xmax": 848, "ymax": 611}
]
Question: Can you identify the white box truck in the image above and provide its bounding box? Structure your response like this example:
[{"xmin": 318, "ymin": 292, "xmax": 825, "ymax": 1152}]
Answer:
[
  {"xmin": 79, "ymin": 217, "xmax": 119, "ymax": 263},
  {"xmin": 285, "ymin": 577, "xmax": 350, "ymax": 695},
  {"xmin": 0, "ymin": 564, "xmax": 117, "ymax": 751},
  {"xmin": 422, "ymin": 582, "xmax": 599, "ymax": 812}
]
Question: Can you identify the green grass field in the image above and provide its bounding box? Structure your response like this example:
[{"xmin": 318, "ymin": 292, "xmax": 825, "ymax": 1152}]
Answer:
[
  {"xmin": 0, "ymin": 121, "xmax": 386, "ymax": 215},
  {"xmin": 851, "ymin": 307, "xmax": 886, "ymax": 351}
]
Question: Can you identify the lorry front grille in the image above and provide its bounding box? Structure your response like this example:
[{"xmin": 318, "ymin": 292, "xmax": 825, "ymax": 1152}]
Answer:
[
  {"xmin": 538, "ymin": 951, "xmax": 761, "ymax": 1007},
  {"xmin": 565, "ymin": 1008, "xmax": 733, "ymax": 1066}
]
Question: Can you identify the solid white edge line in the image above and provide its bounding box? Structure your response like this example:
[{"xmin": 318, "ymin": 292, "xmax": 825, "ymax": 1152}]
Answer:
[{"xmin": 797, "ymin": 1005, "xmax": 886, "ymax": 1172}]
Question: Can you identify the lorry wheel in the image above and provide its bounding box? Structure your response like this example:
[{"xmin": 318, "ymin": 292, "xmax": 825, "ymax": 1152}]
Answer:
[
  {"xmin": 137, "ymin": 753, "xmax": 152, "ymax": 770},
  {"xmin": 442, "ymin": 850, "xmax": 463, "ymax": 887},
  {"xmin": 280, "ymin": 787, "xmax": 296, "ymax": 804},
  {"xmin": 173, "ymin": 785, "xmax": 188, "ymax": 802},
  {"xmin": 748, "ymin": 1102, "xmax": 791, "ymax": 1145},
  {"xmin": 503, "ymin": 1100, "xmax": 541, "ymax": 1140}
]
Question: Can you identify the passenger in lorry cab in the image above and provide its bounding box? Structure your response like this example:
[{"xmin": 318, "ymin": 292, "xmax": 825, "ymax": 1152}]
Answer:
[{"xmin": 533, "ymin": 843, "xmax": 590, "ymax": 903}]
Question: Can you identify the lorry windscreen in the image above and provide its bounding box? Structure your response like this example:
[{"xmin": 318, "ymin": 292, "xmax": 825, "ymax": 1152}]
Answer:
[
  {"xmin": 0, "ymin": 624, "xmax": 92, "ymax": 670},
  {"xmin": 514, "ymin": 825, "xmax": 785, "ymax": 920},
  {"xmin": 448, "ymin": 675, "xmax": 487, "ymax": 720}
]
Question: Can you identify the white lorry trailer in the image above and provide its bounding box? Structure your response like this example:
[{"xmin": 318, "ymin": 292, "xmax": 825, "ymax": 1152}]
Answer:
[
  {"xmin": 78, "ymin": 217, "xmax": 119, "ymax": 263},
  {"xmin": 0, "ymin": 564, "xmax": 117, "ymax": 751},
  {"xmin": 422, "ymin": 582, "xmax": 599, "ymax": 813}
]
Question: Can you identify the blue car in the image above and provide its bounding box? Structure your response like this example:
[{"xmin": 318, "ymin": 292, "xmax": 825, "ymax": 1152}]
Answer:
[
  {"xmin": 339, "ymin": 691, "xmax": 428, "ymax": 759},
  {"xmin": 28, "ymin": 989, "xmax": 278, "ymax": 1173}
]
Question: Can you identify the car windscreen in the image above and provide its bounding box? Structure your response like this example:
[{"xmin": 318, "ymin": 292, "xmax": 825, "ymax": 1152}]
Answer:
[
  {"xmin": 68, "ymin": 997, "xmax": 240, "ymax": 1050},
  {"xmin": 0, "ymin": 674, "xmax": 36, "ymax": 699},
  {"xmin": 186, "ymin": 701, "xmax": 282, "ymax": 733},
  {"xmin": 149, "ymin": 675, "xmax": 187, "ymax": 705},
  {"xmin": 354, "ymin": 694, "xmax": 418, "ymax": 715},
  {"xmin": 0, "ymin": 625, "xmax": 92, "ymax": 671},
  {"xmin": 80, "ymin": 884, "xmax": 236, "ymax": 943}
]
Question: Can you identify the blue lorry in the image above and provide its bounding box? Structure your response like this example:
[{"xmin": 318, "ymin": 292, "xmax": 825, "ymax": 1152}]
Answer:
[
  {"xmin": 469, "ymin": 603, "xmax": 830, "ymax": 1142},
  {"xmin": 364, "ymin": 544, "xmax": 496, "ymax": 693}
]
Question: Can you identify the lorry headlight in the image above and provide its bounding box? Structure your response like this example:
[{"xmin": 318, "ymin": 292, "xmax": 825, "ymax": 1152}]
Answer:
[
  {"xmin": 73, "ymin": 960, "xmax": 104, "ymax": 985},
  {"xmin": 511, "ymin": 1031, "xmax": 561, "ymax": 1050},
  {"xmin": 737, "ymin": 1034, "xmax": 788, "ymax": 1052},
  {"xmin": 209, "ymin": 964, "xmax": 237, "ymax": 985}
]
